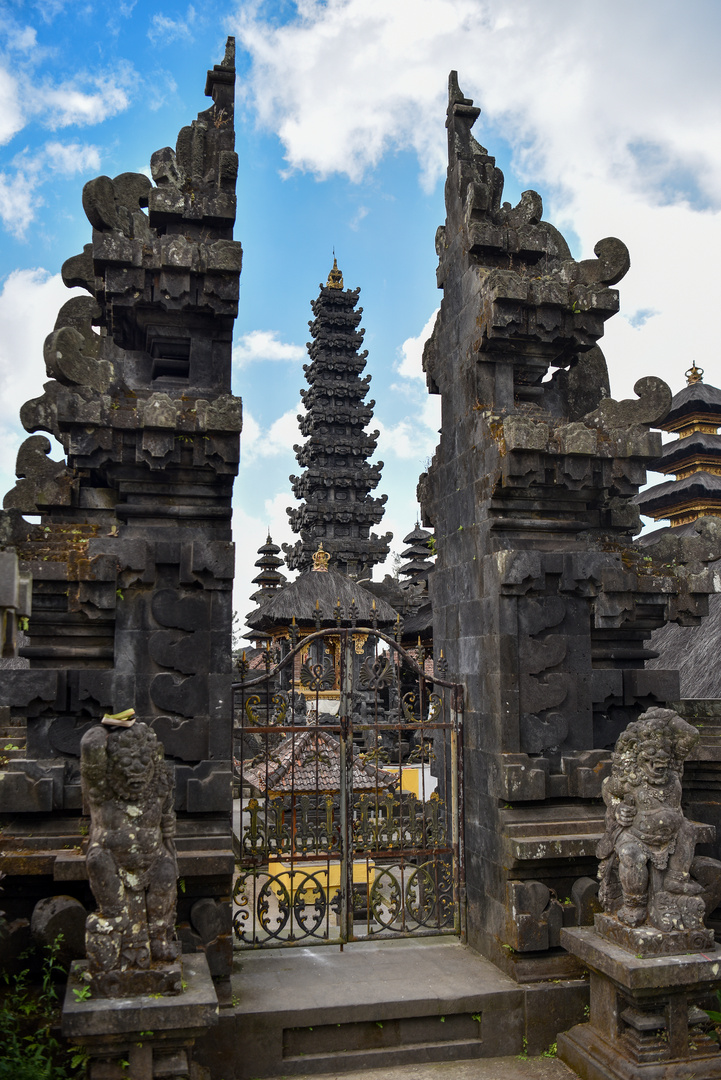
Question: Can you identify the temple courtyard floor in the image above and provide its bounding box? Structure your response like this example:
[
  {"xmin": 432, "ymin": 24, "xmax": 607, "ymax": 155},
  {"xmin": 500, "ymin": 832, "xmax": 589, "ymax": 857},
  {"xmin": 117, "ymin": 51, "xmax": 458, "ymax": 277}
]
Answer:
[{"xmin": 228, "ymin": 937, "xmax": 586, "ymax": 1078}]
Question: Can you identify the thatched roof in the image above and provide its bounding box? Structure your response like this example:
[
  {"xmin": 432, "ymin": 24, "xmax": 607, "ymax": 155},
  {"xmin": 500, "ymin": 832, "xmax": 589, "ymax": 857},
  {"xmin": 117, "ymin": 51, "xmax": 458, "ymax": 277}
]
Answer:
[
  {"xmin": 402, "ymin": 602, "xmax": 433, "ymax": 639},
  {"xmin": 656, "ymin": 432, "xmax": 721, "ymax": 470},
  {"xmin": 247, "ymin": 567, "xmax": 398, "ymax": 631},
  {"xmin": 647, "ymin": 589, "xmax": 721, "ymax": 697},
  {"xmin": 636, "ymin": 472, "xmax": 721, "ymax": 515},
  {"xmin": 665, "ymin": 381, "xmax": 721, "ymax": 427}
]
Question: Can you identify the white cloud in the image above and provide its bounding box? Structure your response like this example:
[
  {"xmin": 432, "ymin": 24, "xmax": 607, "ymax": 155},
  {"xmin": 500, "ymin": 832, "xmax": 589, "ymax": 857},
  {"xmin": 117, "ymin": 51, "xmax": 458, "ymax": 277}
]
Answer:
[
  {"xmin": 395, "ymin": 309, "xmax": 438, "ymax": 381},
  {"xmin": 235, "ymin": 1, "xmax": 721, "ymax": 199},
  {"xmin": 240, "ymin": 403, "xmax": 303, "ymax": 465},
  {"xmin": 148, "ymin": 5, "xmax": 196, "ymax": 44},
  {"xmin": 234, "ymin": 0, "xmax": 721, "ymax": 403},
  {"xmin": 233, "ymin": 329, "xmax": 305, "ymax": 367},
  {"xmin": 43, "ymin": 141, "xmax": 101, "ymax": 174},
  {"xmin": 36, "ymin": 76, "xmax": 131, "ymax": 130},
  {"xmin": 376, "ymin": 395, "xmax": 440, "ymax": 463},
  {"xmin": 0, "ymin": 268, "xmax": 82, "ymax": 500},
  {"xmin": 232, "ymin": 494, "xmax": 300, "ymax": 631},
  {"xmin": 2, "ymin": 23, "xmax": 37, "ymax": 53},
  {"xmin": 0, "ymin": 140, "xmax": 102, "ymax": 237},
  {"xmin": 349, "ymin": 205, "xmax": 369, "ymax": 231},
  {"xmin": 0, "ymin": 67, "xmax": 25, "ymax": 146}
]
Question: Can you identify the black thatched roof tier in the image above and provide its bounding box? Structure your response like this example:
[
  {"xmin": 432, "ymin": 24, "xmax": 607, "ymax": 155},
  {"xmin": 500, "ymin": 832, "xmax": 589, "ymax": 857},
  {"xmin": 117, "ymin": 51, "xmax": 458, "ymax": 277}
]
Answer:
[
  {"xmin": 647, "ymin": 588, "xmax": 721, "ymax": 697},
  {"xmin": 246, "ymin": 567, "xmax": 398, "ymax": 631},
  {"xmin": 664, "ymin": 381, "xmax": 721, "ymax": 431},
  {"xmin": 402, "ymin": 602, "xmax": 433, "ymax": 638},
  {"xmin": 636, "ymin": 471, "xmax": 721, "ymax": 517},
  {"xmin": 402, "ymin": 523, "xmax": 433, "ymax": 545},
  {"xmin": 655, "ymin": 432, "xmax": 721, "ymax": 473}
]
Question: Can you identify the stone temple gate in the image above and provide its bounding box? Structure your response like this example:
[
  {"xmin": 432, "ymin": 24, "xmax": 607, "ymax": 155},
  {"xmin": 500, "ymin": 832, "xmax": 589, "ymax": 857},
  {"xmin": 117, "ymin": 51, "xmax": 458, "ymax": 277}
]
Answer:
[
  {"xmin": 1, "ymin": 44, "xmax": 721, "ymax": 1080},
  {"xmin": 0, "ymin": 39, "xmax": 240, "ymax": 988}
]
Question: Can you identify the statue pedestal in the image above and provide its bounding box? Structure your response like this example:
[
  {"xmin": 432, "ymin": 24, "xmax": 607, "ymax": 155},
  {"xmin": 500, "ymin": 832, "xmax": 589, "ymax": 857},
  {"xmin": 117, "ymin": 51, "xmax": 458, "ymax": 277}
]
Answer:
[
  {"xmin": 559, "ymin": 927, "xmax": 721, "ymax": 1079},
  {"xmin": 62, "ymin": 953, "xmax": 217, "ymax": 1080}
]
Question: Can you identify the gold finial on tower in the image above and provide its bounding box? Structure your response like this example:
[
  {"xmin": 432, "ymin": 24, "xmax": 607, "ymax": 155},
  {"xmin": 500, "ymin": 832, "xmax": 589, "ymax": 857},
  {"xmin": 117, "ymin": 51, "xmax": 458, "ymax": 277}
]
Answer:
[
  {"xmin": 686, "ymin": 363, "xmax": 704, "ymax": 385},
  {"xmin": 312, "ymin": 542, "xmax": 331, "ymax": 572},
  {"xmin": 326, "ymin": 257, "xmax": 343, "ymax": 290}
]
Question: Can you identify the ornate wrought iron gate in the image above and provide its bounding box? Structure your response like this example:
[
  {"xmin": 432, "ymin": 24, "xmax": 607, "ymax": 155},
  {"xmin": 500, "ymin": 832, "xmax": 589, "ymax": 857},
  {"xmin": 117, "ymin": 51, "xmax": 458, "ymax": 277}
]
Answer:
[{"xmin": 232, "ymin": 627, "xmax": 464, "ymax": 949}]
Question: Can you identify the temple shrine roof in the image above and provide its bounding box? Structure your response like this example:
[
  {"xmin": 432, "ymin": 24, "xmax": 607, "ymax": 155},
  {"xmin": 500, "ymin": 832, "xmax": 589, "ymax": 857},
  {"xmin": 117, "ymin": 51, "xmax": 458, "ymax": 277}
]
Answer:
[{"xmin": 243, "ymin": 727, "xmax": 395, "ymax": 793}]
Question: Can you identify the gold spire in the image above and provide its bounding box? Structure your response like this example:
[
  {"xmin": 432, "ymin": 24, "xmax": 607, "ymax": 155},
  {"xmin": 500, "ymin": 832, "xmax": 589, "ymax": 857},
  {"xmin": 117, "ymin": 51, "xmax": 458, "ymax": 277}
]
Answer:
[
  {"xmin": 326, "ymin": 257, "xmax": 343, "ymax": 290},
  {"xmin": 311, "ymin": 542, "xmax": 331, "ymax": 572},
  {"xmin": 686, "ymin": 363, "xmax": 704, "ymax": 385}
]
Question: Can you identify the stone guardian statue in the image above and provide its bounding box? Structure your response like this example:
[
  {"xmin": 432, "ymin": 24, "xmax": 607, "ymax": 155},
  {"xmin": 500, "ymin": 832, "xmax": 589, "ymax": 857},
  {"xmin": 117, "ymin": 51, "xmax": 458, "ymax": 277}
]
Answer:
[
  {"xmin": 80, "ymin": 719, "xmax": 182, "ymax": 996},
  {"xmin": 596, "ymin": 706, "xmax": 711, "ymax": 947}
]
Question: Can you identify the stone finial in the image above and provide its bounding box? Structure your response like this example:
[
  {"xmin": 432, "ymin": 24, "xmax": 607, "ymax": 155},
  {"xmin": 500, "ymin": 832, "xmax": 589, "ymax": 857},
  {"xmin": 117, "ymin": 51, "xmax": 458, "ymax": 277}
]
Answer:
[
  {"xmin": 595, "ymin": 706, "xmax": 718, "ymax": 955},
  {"xmin": 80, "ymin": 722, "xmax": 182, "ymax": 996}
]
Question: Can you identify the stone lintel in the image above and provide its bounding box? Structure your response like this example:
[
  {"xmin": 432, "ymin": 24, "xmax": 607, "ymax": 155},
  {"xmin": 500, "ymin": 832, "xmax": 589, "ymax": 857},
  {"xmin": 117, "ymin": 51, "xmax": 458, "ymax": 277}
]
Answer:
[
  {"xmin": 561, "ymin": 927, "xmax": 721, "ymax": 991},
  {"xmin": 62, "ymin": 953, "xmax": 218, "ymax": 1039}
]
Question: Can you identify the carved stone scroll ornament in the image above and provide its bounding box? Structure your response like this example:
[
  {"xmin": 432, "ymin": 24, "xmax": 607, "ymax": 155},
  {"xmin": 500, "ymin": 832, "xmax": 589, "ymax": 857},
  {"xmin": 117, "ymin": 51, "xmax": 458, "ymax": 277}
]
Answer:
[
  {"xmin": 80, "ymin": 722, "xmax": 182, "ymax": 996},
  {"xmin": 596, "ymin": 707, "xmax": 720, "ymax": 955}
]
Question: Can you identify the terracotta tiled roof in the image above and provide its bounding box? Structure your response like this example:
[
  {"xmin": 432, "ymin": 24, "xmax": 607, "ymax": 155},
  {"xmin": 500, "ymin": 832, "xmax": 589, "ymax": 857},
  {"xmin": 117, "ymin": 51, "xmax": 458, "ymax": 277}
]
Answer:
[{"xmin": 241, "ymin": 727, "xmax": 395, "ymax": 793}]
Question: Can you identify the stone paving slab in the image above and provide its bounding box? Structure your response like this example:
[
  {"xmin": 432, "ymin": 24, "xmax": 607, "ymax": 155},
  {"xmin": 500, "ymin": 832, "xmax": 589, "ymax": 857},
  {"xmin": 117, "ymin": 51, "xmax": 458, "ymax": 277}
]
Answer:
[
  {"xmin": 234, "ymin": 937, "xmax": 522, "ymax": 1018},
  {"xmin": 257, "ymin": 1057, "xmax": 577, "ymax": 1080},
  {"xmin": 231, "ymin": 939, "xmax": 533, "ymax": 1076}
]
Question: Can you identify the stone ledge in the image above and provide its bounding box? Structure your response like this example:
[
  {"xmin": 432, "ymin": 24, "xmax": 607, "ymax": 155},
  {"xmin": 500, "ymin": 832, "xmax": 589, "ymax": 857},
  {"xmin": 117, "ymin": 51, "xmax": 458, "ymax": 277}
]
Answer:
[
  {"xmin": 561, "ymin": 926, "xmax": 721, "ymax": 990},
  {"xmin": 62, "ymin": 952, "xmax": 218, "ymax": 1039}
]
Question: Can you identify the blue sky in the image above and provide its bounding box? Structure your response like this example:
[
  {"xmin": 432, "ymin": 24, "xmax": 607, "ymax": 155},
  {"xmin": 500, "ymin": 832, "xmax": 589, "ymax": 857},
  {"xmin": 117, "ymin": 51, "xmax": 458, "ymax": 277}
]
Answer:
[{"xmin": 0, "ymin": 0, "xmax": 720, "ymax": 625}]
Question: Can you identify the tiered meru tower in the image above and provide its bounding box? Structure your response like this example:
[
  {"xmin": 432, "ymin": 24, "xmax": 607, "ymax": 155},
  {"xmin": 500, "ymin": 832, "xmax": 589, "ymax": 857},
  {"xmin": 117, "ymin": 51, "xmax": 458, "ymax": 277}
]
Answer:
[
  {"xmin": 637, "ymin": 364, "xmax": 721, "ymax": 525},
  {"xmin": 284, "ymin": 260, "xmax": 391, "ymax": 579},
  {"xmin": 0, "ymin": 40, "xmax": 241, "ymax": 982}
]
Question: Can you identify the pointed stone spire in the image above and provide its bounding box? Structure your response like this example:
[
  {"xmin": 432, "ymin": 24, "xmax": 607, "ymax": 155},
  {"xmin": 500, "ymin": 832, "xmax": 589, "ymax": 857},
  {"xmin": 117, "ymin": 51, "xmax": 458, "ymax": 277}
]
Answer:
[{"xmin": 284, "ymin": 264, "xmax": 392, "ymax": 579}]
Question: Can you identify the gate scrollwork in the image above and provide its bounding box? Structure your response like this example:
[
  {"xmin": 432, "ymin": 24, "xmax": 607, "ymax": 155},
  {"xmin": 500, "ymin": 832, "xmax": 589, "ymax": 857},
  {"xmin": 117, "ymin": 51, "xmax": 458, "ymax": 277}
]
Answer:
[{"xmin": 232, "ymin": 625, "xmax": 463, "ymax": 949}]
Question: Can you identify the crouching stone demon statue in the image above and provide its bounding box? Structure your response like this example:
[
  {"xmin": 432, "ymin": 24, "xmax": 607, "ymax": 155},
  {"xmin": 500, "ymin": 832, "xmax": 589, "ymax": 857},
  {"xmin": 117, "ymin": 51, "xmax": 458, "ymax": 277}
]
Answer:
[
  {"xmin": 80, "ymin": 721, "xmax": 182, "ymax": 996},
  {"xmin": 596, "ymin": 706, "xmax": 718, "ymax": 954}
]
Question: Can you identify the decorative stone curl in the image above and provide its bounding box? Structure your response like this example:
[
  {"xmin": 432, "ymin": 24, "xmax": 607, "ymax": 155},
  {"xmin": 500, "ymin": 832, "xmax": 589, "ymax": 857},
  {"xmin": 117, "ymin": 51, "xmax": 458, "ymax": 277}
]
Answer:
[{"xmin": 80, "ymin": 722, "xmax": 181, "ymax": 997}]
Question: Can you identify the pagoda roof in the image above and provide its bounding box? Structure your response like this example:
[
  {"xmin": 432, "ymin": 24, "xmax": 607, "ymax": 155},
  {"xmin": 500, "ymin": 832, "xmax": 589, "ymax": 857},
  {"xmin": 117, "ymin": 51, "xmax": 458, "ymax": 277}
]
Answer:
[
  {"xmin": 402, "ymin": 523, "xmax": 433, "ymax": 545},
  {"xmin": 654, "ymin": 432, "xmax": 721, "ymax": 472},
  {"xmin": 636, "ymin": 471, "xmax": 721, "ymax": 516},
  {"xmin": 663, "ymin": 380, "xmax": 721, "ymax": 430},
  {"xmin": 247, "ymin": 566, "xmax": 398, "ymax": 630},
  {"xmin": 402, "ymin": 601, "xmax": 434, "ymax": 639},
  {"xmin": 242, "ymin": 727, "xmax": 396, "ymax": 794},
  {"xmin": 399, "ymin": 558, "xmax": 434, "ymax": 575}
]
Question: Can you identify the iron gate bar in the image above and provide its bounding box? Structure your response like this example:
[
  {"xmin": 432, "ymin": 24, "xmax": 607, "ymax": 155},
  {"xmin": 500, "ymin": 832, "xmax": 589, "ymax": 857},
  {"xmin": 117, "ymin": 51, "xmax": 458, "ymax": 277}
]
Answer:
[{"xmin": 232, "ymin": 626, "xmax": 464, "ymax": 949}]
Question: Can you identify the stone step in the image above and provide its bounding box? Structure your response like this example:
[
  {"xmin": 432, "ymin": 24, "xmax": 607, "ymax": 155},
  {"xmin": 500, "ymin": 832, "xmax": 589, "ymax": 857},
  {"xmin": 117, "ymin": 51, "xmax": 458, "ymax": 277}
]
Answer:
[
  {"xmin": 226, "ymin": 939, "xmax": 585, "ymax": 1079},
  {"xmin": 0, "ymin": 743, "xmax": 26, "ymax": 760}
]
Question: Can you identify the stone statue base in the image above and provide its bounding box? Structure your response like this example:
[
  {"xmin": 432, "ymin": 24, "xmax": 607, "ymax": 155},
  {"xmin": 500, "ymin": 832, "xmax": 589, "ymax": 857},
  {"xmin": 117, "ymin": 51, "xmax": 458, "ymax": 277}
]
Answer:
[
  {"xmin": 63, "ymin": 953, "xmax": 217, "ymax": 1079},
  {"xmin": 595, "ymin": 912, "xmax": 715, "ymax": 959},
  {"xmin": 89, "ymin": 959, "xmax": 183, "ymax": 999},
  {"xmin": 559, "ymin": 927, "xmax": 721, "ymax": 1080}
]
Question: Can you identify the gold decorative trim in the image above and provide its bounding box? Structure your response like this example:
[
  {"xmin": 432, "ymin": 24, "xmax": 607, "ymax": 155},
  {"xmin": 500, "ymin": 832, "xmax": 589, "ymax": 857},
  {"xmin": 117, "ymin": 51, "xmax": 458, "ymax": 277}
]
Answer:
[
  {"xmin": 312, "ymin": 542, "xmax": 331, "ymax": 572},
  {"xmin": 326, "ymin": 257, "xmax": 344, "ymax": 290}
]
